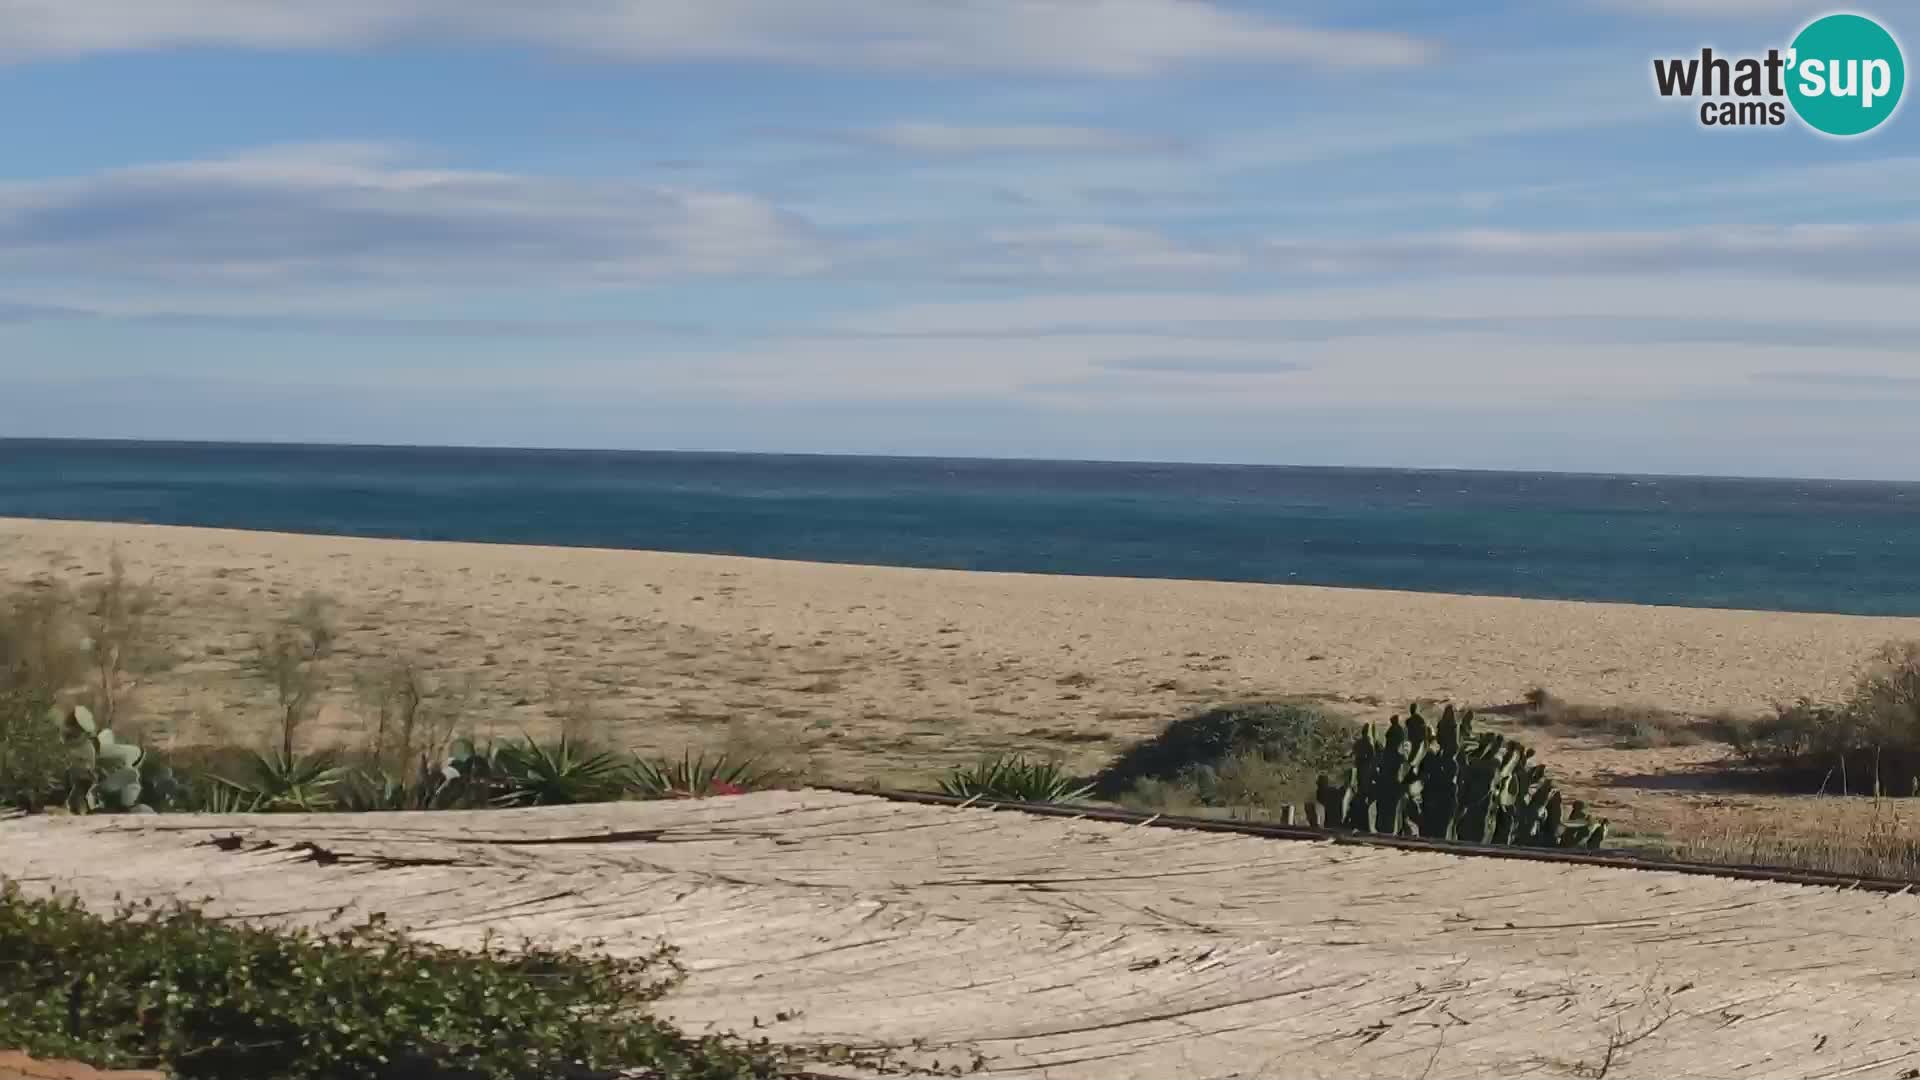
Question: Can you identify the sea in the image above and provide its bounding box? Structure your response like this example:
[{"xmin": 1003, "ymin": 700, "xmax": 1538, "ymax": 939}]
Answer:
[{"xmin": 2, "ymin": 438, "xmax": 1917, "ymax": 617}]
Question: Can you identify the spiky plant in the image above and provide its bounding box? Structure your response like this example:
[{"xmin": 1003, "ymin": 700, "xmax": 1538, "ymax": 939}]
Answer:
[
  {"xmin": 938, "ymin": 754, "xmax": 1094, "ymax": 803},
  {"xmin": 487, "ymin": 736, "xmax": 626, "ymax": 807},
  {"xmin": 211, "ymin": 749, "xmax": 348, "ymax": 812},
  {"xmin": 624, "ymin": 752, "xmax": 778, "ymax": 799}
]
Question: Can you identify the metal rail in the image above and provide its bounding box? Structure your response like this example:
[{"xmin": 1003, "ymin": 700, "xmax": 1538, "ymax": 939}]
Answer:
[{"xmin": 815, "ymin": 784, "xmax": 1920, "ymax": 896}]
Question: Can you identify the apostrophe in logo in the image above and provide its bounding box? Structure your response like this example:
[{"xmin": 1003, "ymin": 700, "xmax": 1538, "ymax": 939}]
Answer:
[{"xmin": 1652, "ymin": 11, "xmax": 1904, "ymax": 136}]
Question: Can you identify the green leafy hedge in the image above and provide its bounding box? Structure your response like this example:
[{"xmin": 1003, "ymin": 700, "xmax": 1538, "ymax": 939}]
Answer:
[{"xmin": 0, "ymin": 881, "xmax": 795, "ymax": 1079}]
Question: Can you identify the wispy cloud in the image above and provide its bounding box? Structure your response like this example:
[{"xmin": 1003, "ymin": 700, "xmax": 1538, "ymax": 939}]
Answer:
[
  {"xmin": 0, "ymin": 143, "xmax": 824, "ymax": 285},
  {"xmin": 1097, "ymin": 357, "xmax": 1309, "ymax": 374},
  {"xmin": 1593, "ymin": 0, "xmax": 1829, "ymax": 17},
  {"xmin": 838, "ymin": 123, "xmax": 1177, "ymax": 156},
  {"xmin": 1752, "ymin": 371, "xmax": 1920, "ymax": 388},
  {"xmin": 1261, "ymin": 223, "xmax": 1920, "ymax": 281},
  {"xmin": 955, "ymin": 223, "xmax": 1246, "ymax": 278},
  {"xmin": 0, "ymin": 0, "xmax": 1432, "ymax": 73}
]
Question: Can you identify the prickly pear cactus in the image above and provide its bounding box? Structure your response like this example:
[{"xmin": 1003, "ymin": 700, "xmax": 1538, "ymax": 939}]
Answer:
[
  {"xmin": 1310, "ymin": 703, "xmax": 1608, "ymax": 850},
  {"xmin": 50, "ymin": 704, "xmax": 164, "ymax": 814}
]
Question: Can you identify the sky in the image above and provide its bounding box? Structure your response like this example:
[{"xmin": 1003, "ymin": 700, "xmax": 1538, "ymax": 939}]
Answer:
[{"xmin": 2, "ymin": 0, "xmax": 1919, "ymax": 480}]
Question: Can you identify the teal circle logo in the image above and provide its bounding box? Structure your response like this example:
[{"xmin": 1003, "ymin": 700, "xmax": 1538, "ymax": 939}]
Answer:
[{"xmin": 1787, "ymin": 13, "xmax": 1905, "ymax": 136}]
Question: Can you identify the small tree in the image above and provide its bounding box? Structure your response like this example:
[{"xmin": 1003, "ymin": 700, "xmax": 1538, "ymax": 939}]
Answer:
[
  {"xmin": 355, "ymin": 657, "xmax": 466, "ymax": 773},
  {"xmin": 79, "ymin": 551, "xmax": 155, "ymax": 732},
  {"xmin": 254, "ymin": 593, "xmax": 337, "ymax": 759}
]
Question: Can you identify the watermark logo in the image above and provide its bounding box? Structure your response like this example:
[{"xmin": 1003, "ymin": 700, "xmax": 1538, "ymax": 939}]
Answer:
[{"xmin": 1653, "ymin": 11, "xmax": 1904, "ymax": 136}]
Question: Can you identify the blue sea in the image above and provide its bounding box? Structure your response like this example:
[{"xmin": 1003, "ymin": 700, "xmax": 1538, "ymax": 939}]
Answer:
[{"xmin": 2, "ymin": 439, "xmax": 1917, "ymax": 616}]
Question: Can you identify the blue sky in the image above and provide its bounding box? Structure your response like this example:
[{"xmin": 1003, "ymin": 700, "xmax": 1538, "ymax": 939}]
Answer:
[{"xmin": 2, "ymin": 0, "xmax": 1918, "ymax": 479}]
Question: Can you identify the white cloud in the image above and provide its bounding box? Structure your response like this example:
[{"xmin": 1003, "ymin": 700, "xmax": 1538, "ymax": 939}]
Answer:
[
  {"xmin": 845, "ymin": 123, "xmax": 1174, "ymax": 155},
  {"xmin": 0, "ymin": 143, "xmax": 824, "ymax": 285},
  {"xmin": 959, "ymin": 223, "xmax": 1246, "ymax": 276},
  {"xmin": 11, "ymin": 146, "xmax": 1917, "ymax": 311},
  {"xmin": 831, "ymin": 274, "xmax": 1920, "ymax": 338},
  {"xmin": 1256, "ymin": 223, "xmax": 1920, "ymax": 280},
  {"xmin": 1594, "ymin": 0, "xmax": 1833, "ymax": 16},
  {"xmin": 0, "ymin": 0, "xmax": 1431, "ymax": 73}
]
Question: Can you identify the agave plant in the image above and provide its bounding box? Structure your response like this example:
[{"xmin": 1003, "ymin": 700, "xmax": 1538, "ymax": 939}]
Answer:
[
  {"xmin": 938, "ymin": 754, "xmax": 1094, "ymax": 803},
  {"xmin": 625, "ymin": 751, "xmax": 778, "ymax": 799},
  {"xmin": 211, "ymin": 749, "xmax": 349, "ymax": 812},
  {"xmin": 337, "ymin": 761, "xmax": 439, "ymax": 812},
  {"xmin": 194, "ymin": 779, "xmax": 265, "ymax": 814},
  {"xmin": 486, "ymin": 736, "xmax": 627, "ymax": 807}
]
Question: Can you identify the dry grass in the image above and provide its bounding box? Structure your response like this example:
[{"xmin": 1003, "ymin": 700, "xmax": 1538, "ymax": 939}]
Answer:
[
  {"xmin": 1116, "ymin": 750, "xmax": 1314, "ymax": 822},
  {"xmin": 1711, "ymin": 641, "xmax": 1920, "ymax": 795},
  {"xmin": 1658, "ymin": 798, "xmax": 1920, "ymax": 880},
  {"xmin": 1514, "ymin": 688, "xmax": 1707, "ymax": 749}
]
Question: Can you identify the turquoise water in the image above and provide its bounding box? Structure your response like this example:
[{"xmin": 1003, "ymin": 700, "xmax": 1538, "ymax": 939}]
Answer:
[{"xmin": 2, "ymin": 439, "xmax": 1917, "ymax": 616}]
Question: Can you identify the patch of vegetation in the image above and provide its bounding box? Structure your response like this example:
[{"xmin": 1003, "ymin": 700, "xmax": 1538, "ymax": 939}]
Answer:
[
  {"xmin": 1117, "ymin": 750, "xmax": 1319, "ymax": 822},
  {"xmin": 1656, "ymin": 801, "xmax": 1920, "ymax": 880},
  {"xmin": 1514, "ymin": 688, "xmax": 1703, "ymax": 749},
  {"xmin": 629, "ymin": 751, "xmax": 785, "ymax": 799},
  {"xmin": 0, "ymin": 568, "xmax": 793, "ymax": 817},
  {"xmin": 1, "ymin": 582, "xmax": 96, "ymax": 812},
  {"xmin": 0, "ymin": 880, "xmax": 802, "ymax": 1080},
  {"xmin": 1092, "ymin": 701, "xmax": 1353, "ymax": 816},
  {"xmin": 938, "ymin": 754, "xmax": 1093, "ymax": 803},
  {"xmin": 1309, "ymin": 704, "xmax": 1608, "ymax": 848},
  {"xmin": 0, "ymin": 690, "xmax": 65, "ymax": 813},
  {"xmin": 206, "ymin": 746, "xmax": 353, "ymax": 812},
  {"xmin": 1719, "ymin": 641, "xmax": 1920, "ymax": 795}
]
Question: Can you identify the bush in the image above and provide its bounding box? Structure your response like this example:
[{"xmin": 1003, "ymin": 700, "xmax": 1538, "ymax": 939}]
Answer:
[
  {"xmin": 0, "ymin": 691, "xmax": 65, "ymax": 812},
  {"xmin": 0, "ymin": 585, "xmax": 87, "ymax": 704},
  {"xmin": 1092, "ymin": 701, "xmax": 1353, "ymax": 815},
  {"xmin": 1726, "ymin": 642, "xmax": 1920, "ymax": 795},
  {"xmin": 0, "ymin": 881, "xmax": 794, "ymax": 1080},
  {"xmin": 1118, "ymin": 750, "xmax": 1319, "ymax": 821}
]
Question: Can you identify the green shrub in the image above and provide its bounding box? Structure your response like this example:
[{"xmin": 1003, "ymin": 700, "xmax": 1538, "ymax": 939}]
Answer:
[
  {"xmin": 0, "ymin": 691, "xmax": 65, "ymax": 812},
  {"xmin": 1092, "ymin": 701, "xmax": 1352, "ymax": 814},
  {"xmin": 938, "ymin": 754, "xmax": 1093, "ymax": 803},
  {"xmin": 0, "ymin": 880, "xmax": 792, "ymax": 1079}
]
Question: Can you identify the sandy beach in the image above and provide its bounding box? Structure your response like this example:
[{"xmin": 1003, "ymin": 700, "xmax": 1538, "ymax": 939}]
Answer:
[{"xmin": 4, "ymin": 515, "xmax": 1917, "ymax": 792}]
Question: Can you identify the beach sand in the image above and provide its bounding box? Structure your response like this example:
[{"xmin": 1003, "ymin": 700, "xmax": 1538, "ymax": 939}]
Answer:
[{"xmin": 5, "ymin": 515, "xmax": 1918, "ymax": 797}]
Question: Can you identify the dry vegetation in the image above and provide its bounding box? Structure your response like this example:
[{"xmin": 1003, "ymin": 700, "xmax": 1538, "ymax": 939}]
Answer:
[
  {"xmin": 0, "ymin": 557, "xmax": 797, "ymax": 815},
  {"xmin": 1506, "ymin": 688, "xmax": 1712, "ymax": 749}
]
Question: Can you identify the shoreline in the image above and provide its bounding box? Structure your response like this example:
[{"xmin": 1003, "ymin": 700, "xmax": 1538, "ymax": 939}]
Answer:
[{"xmin": 0, "ymin": 513, "xmax": 1903, "ymax": 621}]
